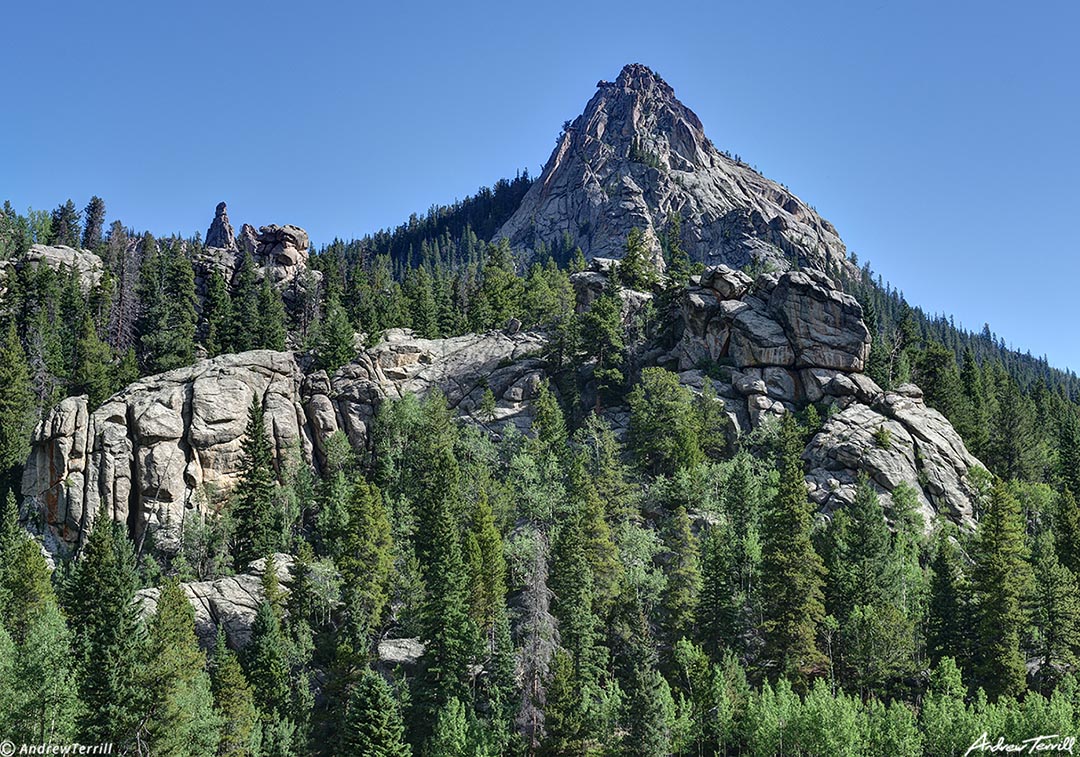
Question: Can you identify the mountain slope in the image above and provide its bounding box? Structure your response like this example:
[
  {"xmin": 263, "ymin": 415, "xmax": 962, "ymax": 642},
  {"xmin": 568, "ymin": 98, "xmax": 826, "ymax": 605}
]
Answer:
[{"xmin": 494, "ymin": 63, "xmax": 854, "ymax": 277}]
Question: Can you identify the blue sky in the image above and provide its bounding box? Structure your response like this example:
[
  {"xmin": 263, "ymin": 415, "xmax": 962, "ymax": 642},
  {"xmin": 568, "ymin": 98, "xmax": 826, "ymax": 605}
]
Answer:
[{"xmin": 3, "ymin": 1, "xmax": 1078, "ymax": 371}]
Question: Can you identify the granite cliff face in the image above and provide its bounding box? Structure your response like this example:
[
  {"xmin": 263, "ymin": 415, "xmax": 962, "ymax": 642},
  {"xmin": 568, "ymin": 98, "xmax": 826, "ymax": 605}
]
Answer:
[
  {"xmin": 22, "ymin": 266, "xmax": 982, "ymax": 559},
  {"xmin": 23, "ymin": 329, "xmax": 548, "ymax": 556},
  {"xmin": 495, "ymin": 64, "xmax": 854, "ymax": 277}
]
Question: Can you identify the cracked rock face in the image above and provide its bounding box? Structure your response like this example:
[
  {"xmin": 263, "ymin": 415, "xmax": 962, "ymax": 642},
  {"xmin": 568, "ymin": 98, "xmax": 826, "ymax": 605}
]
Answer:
[
  {"xmin": 494, "ymin": 63, "xmax": 855, "ymax": 278},
  {"xmin": 23, "ymin": 329, "xmax": 549, "ymax": 556}
]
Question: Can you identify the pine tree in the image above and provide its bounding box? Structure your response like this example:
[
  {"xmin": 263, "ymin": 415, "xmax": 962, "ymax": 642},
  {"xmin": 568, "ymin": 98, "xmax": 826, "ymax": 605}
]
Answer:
[
  {"xmin": 244, "ymin": 601, "xmax": 294, "ymax": 753},
  {"xmin": 202, "ymin": 268, "xmax": 234, "ymax": 357},
  {"xmin": 255, "ymin": 277, "xmax": 287, "ymax": 350},
  {"xmin": 660, "ymin": 505, "xmax": 702, "ymax": 649},
  {"xmin": 0, "ymin": 323, "xmax": 35, "ymax": 490},
  {"xmin": 49, "ymin": 199, "xmax": 80, "ymax": 247},
  {"xmin": 1031, "ymin": 531, "xmax": 1080, "ymax": 689},
  {"xmin": 64, "ymin": 517, "xmax": 146, "ymax": 748},
  {"xmin": 231, "ymin": 251, "xmax": 261, "ymax": 352},
  {"xmin": 231, "ymin": 396, "xmax": 280, "ymax": 570},
  {"xmin": 81, "ymin": 196, "xmax": 106, "ymax": 250},
  {"xmin": 617, "ymin": 228, "xmax": 658, "ymax": 291},
  {"xmin": 138, "ymin": 239, "xmax": 197, "ymax": 373},
  {"xmin": 337, "ymin": 477, "xmax": 394, "ymax": 652},
  {"xmin": 141, "ymin": 578, "xmax": 221, "ymax": 756},
  {"xmin": 210, "ymin": 630, "xmax": 260, "ymax": 757},
  {"xmin": 759, "ymin": 413, "xmax": 827, "ymax": 686},
  {"xmin": 314, "ymin": 290, "xmax": 356, "ymax": 372},
  {"xmin": 926, "ymin": 531, "xmax": 970, "ymax": 669},
  {"xmin": 341, "ymin": 668, "xmax": 411, "ymax": 757},
  {"xmin": 71, "ymin": 311, "xmax": 114, "ymax": 409},
  {"xmin": 971, "ymin": 481, "xmax": 1033, "ymax": 699}
]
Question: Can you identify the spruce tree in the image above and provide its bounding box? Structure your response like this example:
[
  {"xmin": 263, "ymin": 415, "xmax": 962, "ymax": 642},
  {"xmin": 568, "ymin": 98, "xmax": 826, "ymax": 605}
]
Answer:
[
  {"xmin": 210, "ymin": 630, "xmax": 260, "ymax": 757},
  {"xmin": 49, "ymin": 199, "xmax": 80, "ymax": 247},
  {"xmin": 416, "ymin": 492, "xmax": 474, "ymax": 741},
  {"xmin": 65, "ymin": 517, "xmax": 146, "ymax": 748},
  {"xmin": 1055, "ymin": 488, "xmax": 1080, "ymax": 577},
  {"xmin": 71, "ymin": 311, "xmax": 114, "ymax": 409},
  {"xmin": 337, "ymin": 478, "xmax": 394, "ymax": 652},
  {"xmin": 579, "ymin": 290, "xmax": 625, "ymax": 408},
  {"xmin": 759, "ymin": 413, "xmax": 827, "ymax": 686},
  {"xmin": 1031, "ymin": 531, "xmax": 1080, "ymax": 688},
  {"xmin": 926, "ymin": 531, "xmax": 970, "ymax": 669},
  {"xmin": 81, "ymin": 196, "xmax": 106, "ymax": 250},
  {"xmin": 231, "ymin": 252, "xmax": 261, "ymax": 351},
  {"xmin": 244, "ymin": 601, "xmax": 295, "ymax": 754},
  {"xmin": 627, "ymin": 367, "xmax": 703, "ymax": 477},
  {"xmin": 202, "ymin": 268, "xmax": 234, "ymax": 357},
  {"xmin": 617, "ymin": 228, "xmax": 658, "ymax": 291},
  {"xmin": 11, "ymin": 602, "xmax": 79, "ymax": 744},
  {"xmin": 660, "ymin": 505, "xmax": 702, "ymax": 649},
  {"xmin": 314, "ymin": 290, "xmax": 356, "ymax": 372},
  {"xmin": 0, "ymin": 323, "xmax": 35, "ymax": 490},
  {"xmin": 662, "ymin": 213, "xmax": 692, "ymax": 288},
  {"xmin": 141, "ymin": 578, "xmax": 221, "ymax": 756},
  {"xmin": 549, "ymin": 510, "xmax": 603, "ymax": 749},
  {"xmin": 971, "ymin": 481, "xmax": 1033, "ymax": 699},
  {"xmin": 341, "ymin": 668, "xmax": 411, "ymax": 757},
  {"xmin": 231, "ymin": 396, "xmax": 280, "ymax": 570},
  {"xmin": 255, "ymin": 277, "xmax": 287, "ymax": 350}
]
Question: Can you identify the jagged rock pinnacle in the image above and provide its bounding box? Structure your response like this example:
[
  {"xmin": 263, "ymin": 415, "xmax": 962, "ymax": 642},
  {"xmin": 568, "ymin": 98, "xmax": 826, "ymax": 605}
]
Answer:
[{"xmin": 206, "ymin": 201, "xmax": 237, "ymax": 250}]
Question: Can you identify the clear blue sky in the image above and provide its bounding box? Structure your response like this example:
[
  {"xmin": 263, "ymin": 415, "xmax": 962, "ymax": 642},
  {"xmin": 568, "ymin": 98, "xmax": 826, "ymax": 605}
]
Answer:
[{"xmin": 3, "ymin": 1, "xmax": 1077, "ymax": 371}]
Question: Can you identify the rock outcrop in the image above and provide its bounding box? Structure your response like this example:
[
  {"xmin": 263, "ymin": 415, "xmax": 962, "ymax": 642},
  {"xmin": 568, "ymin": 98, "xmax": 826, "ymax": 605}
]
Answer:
[
  {"xmin": 23, "ymin": 329, "xmax": 548, "ymax": 555},
  {"xmin": 13, "ymin": 244, "xmax": 105, "ymax": 290},
  {"xmin": 22, "ymin": 258, "xmax": 983, "ymax": 555},
  {"xmin": 494, "ymin": 64, "xmax": 855, "ymax": 278},
  {"xmin": 135, "ymin": 554, "xmax": 292, "ymax": 649},
  {"xmin": 205, "ymin": 202, "xmax": 237, "ymax": 250}
]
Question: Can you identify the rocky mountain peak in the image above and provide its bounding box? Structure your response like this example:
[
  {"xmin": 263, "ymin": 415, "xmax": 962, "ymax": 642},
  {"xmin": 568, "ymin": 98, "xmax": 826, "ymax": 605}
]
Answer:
[{"xmin": 494, "ymin": 64, "xmax": 855, "ymax": 278}]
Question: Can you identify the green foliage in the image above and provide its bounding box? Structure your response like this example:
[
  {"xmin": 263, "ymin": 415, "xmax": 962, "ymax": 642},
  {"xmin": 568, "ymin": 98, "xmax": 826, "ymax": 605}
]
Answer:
[
  {"xmin": 342, "ymin": 668, "xmax": 411, "ymax": 757},
  {"xmin": 141, "ymin": 578, "xmax": 221, "ymax": 755},
  {"xmin": 71, "ymin": 310, "xmax": 114, "ymax": 409},
  {"xmin": 628, "ymin": 367, "xmax": 703, "ymax": 476},
  {"xmin": 231, "ymin": 397, "xmax": 282, "ymax": 570},
  {"xmin": 210, "ymin": 630, "xmax": 260, "ymax": 757},
  {"xmin": 0, "ymin": 323, "xmax": 36, "ymax": 487},
  {"xmin": 64, "ymin": 517, "xmax": 146, "ymax": 748},
  {"xmin": 971, "ymin": 481, "xmax": 1033, "ymax": 699},
  {"xmin": 617, "ymin": 228, "xmax": 659, "ymax": 291},
  {"xmin": 760, "ymin": 414, "xmax": 827, "ymax": 686},
  {"xmin": 314, "ymin": 289, "xmax": 356, "ymax": 372}
]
